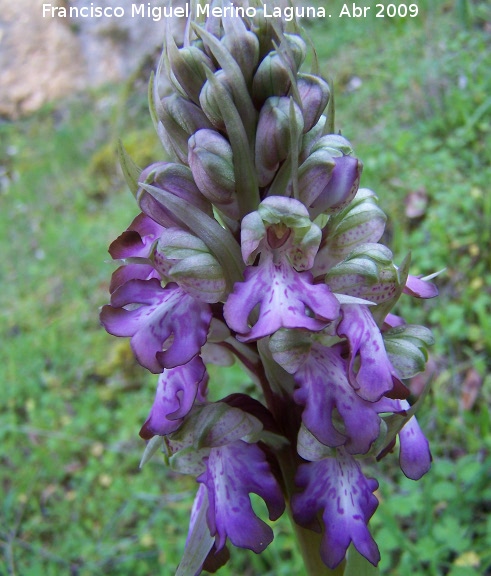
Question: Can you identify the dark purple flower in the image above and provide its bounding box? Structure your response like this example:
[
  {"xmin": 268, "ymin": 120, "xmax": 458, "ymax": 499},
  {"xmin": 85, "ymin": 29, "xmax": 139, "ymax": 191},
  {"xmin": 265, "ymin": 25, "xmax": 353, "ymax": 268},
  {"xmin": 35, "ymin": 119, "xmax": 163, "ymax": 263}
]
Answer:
[
  {"xmin": 292, "ymin": 449, "xmax": 380, "ymax": 569},
  {"xmin": 337, "ymin": 304, "xmax": 402, "ymax": 401},
  {"xmin": 108, "ymin": 213, "xmax": 163, "ymax": 293},
  {"xmin": 198, "ymin": 440, "xmax": 285, "ymax": 553},
  {"xmin": 100, "ymin": 278, "xmax": 212, "ymax": 373},
  {"xmin": 140, "ymin": 356, "xmax": 208, "ymax": 439},
  {"xmin": 293, "ymin": 343, "xmax": 383, "ymax": 455}
]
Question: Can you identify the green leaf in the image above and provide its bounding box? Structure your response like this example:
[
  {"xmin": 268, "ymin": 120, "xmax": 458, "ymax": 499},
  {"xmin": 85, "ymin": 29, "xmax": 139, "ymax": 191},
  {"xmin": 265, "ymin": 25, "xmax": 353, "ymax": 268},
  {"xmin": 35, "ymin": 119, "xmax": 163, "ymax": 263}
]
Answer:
[
  {"xmin": 117, "ymin": 140, "xmax": 141, "ymax": 196},
  {"xmin": 139, "ymin": 436, "xmax": 164, "ymax": 468}
]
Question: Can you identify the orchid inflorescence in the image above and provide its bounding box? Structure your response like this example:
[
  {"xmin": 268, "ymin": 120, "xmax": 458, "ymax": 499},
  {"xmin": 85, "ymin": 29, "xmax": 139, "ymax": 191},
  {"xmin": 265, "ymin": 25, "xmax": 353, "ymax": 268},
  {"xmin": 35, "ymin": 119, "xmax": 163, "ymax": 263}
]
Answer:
[{"xmin": 100, "ymin": 3, "xmax": 438, "ymax": 574}]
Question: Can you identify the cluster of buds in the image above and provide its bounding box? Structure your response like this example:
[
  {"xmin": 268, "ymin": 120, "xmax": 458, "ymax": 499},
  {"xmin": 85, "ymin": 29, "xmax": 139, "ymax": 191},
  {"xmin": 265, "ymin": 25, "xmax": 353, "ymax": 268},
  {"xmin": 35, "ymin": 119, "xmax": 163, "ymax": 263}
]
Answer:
[{"xmin": 100, "ymin": 4, "xmax": 438, "ymax": 574}]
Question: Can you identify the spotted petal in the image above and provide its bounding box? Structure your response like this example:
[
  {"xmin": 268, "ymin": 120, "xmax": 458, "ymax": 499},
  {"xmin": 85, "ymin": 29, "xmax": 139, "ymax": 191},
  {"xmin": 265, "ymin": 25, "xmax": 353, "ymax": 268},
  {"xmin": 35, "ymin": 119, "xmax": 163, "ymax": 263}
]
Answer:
[
  {"xmin": 292, "ymin": 450, "xmax": 380, "ymax": 569},
  {"xmin": 294, "ymin": 344, "xmax": 382, "ymax": 455},
  {"xmin": 337, "ymin": 304, "xmax": 401, "ymax": 401},
  {"xmin": 198, "ymin": 440, "xmax": 284, "ymax": 553},
  {"xmin": 223, "ymin": 255, "xmax": 339, "ymax": 342},
  {"xmin": 100, "ymin": 278, "xmax": 212, "ymax": 373}
]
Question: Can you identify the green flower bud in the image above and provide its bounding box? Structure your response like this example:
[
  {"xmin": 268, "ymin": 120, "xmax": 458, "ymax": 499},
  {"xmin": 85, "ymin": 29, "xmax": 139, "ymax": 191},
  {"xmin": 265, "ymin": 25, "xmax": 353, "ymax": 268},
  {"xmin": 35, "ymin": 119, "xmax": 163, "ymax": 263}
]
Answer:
[
  {"xmin": 252, "ymin": 51, "xmax": 291, "ymax": 106},
  {"xmin": 188, "ymin": 129, "xmax": 239, "ymax": 219},
  {"xmin": 159, "ymin": 94, "xmax": 213, "ymax": 164},
  {"xmin": 255, "ymin": 96, "xmax": 304, "ymax": 187},
  {"xmin": 295, "ymin": 148, "xmax": 336, "ymax": 207},
  {"xmin": 221, "ymin": 19, "xmax": 260, "ymax": 84},
  {"xmin": 167, "ymin": 41, "xmax": 216, "ymax": 104},
  {"xmin": 199, "ymin": 69, "xmax": 232, "ymax": 130},
  {"xmin": 283, "ymin": 33, "xmax": 307, "ymax": 71},
  {"xmin": 250, "ymin": 8, "xmax": 283, "ymax": 60},
  {"xmin": 153, "ymin": 227, "xmax": 227, "ymax": 302},
  {"xmin": 297, "ymin": 74, "xmax": 331, "ymax": 132}
]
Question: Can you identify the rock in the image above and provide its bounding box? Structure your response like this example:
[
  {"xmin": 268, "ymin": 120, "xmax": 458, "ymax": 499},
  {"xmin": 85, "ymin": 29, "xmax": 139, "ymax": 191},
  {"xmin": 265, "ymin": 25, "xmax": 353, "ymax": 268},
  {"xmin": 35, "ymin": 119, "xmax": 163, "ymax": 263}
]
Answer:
[{"xmin": 0, "ymin": 0, "xmax": 175, "ymax": 118}]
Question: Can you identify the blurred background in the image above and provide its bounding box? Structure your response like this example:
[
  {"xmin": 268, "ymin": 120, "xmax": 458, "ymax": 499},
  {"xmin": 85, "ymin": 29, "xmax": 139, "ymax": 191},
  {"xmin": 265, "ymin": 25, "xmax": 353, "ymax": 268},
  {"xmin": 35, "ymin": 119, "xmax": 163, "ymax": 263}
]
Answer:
[{"xmin": 1, "ymin": 0, "xmax": 490, "ymax": 574}]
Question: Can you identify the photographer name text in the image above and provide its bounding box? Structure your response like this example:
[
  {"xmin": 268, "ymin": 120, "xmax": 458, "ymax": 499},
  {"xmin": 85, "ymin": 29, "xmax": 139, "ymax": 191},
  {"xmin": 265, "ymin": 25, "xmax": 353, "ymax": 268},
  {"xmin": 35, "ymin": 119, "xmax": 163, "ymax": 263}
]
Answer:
[{"xmin": 42, "ymin": 2, "xmax": 420, "ymax": 21}]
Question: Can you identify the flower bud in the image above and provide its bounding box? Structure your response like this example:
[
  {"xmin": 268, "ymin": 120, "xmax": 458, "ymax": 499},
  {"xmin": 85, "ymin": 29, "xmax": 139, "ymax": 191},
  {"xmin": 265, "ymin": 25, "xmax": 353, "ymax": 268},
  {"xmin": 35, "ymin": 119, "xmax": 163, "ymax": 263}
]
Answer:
[
  {"xmin": 153, "ymin": 228, "xmax": 227, "ymax": 302},
  {"xmin": 283, "ymin": 33, "xmax": 307, "ymax": 71},
  {"xmin": 252, "ymin": 51, "xmax": 291, "ymax": 106},
  {"xmin": 295, "ymin": 148, "xmax": 336, "ymax": 207},
  {"xmin": 159, "ymin": 94, "xmax": 213, "ymax": 164},
  {"xmin": 297, "ymin": 74, "xmax": 331, "ymax": 132},
  {"xmin": 309, "ymin": 154, "xmax": 362, "ymax": 217},
  {"xmin": 138, "ymin": 162, "xmax": 212, "ymax": 227},
  {"xmin": 221, "ymin": 24, "xmax": 259, "ymax": 84},
  {"xmin": 251, "ymin": 8, "xmax": 283, "ymax": 60},
  {"xmin": 188, "ymin": 129, "xmax": 239, "ymax": 219},
  {"xmin": 167, "ymin": 42, "xmax": 216, "ymax": 104},
  {"xmin": 199, "ymin": 69, "xmax": 232, "ymax": 130},
  {"xmin": 255, "ymin": 97, "xmax": 304, "ymax": 187}
]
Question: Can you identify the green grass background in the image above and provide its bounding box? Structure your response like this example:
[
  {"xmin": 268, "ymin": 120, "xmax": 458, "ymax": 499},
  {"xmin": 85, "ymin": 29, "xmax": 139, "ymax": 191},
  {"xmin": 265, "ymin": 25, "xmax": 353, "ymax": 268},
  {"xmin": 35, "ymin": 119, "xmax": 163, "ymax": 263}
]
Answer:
[{"xmin": 1, "ymin": 1, "xmax": 491, "ymax": 574}]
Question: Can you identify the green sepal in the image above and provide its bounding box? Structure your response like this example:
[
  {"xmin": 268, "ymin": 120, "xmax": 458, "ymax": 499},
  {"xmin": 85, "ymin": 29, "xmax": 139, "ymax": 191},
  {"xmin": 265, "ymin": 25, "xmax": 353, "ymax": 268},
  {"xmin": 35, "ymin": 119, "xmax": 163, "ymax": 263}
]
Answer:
[
  {"xmin": 316, "ymin": 189, "xmax": 387, "ymax": 274},
  {"xmin": 371, "ymin": 252, "xmax": 411, "ymax": 326},
  {"xmin": 117, "ymin": 140, "xmax": 141, "ymax": 196},
  {"xmin": 168, "ymin": 402, "xmax": 263, "ymax": 452},
  {"xmin": 325, "ymin": 243, "xmax": 399, "ymax": 305},
  {"xmin": 269, "ymin": 328, "xmax": 312, "ymax": 374},
  {"xmin": 297, "ymin": 423, "xmax": 335, "ymax": 462},
  {"xmin": 139, "ymin": 182, "xmax": 244, "ymax": 292},
  {"xmin": 383, "ymin": 324, "xmax": 435, "ymax": 379},
  {"xmin": 139, "ymin": 436, "xmax": 164, "ymax": 469}
]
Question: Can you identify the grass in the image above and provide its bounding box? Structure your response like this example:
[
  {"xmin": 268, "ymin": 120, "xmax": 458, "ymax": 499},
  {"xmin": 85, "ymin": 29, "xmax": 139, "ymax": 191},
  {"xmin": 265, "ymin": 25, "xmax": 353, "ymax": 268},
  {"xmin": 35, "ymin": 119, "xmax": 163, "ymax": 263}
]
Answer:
[{"xmin": 1, "ymin": 1, "xmax": 490, "ymax": 574}]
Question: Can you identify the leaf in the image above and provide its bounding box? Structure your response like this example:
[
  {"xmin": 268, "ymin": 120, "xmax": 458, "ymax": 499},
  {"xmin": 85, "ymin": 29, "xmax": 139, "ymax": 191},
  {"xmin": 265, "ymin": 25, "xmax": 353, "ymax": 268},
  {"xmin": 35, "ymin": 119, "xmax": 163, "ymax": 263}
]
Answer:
[
  {"xmin": 139, "ymin": 436, "xmax": 164, "ymax": 468},
  {"xmin": 117, "ymin": 140, "xmax": 141, "ymax": 196}
]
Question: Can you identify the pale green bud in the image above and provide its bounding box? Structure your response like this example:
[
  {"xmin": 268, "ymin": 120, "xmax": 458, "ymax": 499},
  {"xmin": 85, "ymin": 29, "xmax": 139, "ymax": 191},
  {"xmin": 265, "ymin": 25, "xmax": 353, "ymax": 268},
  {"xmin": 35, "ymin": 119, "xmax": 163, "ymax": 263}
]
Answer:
[
  {"xmin": 255, "ymin": 96, "xmax": 304, "ymax": 187},
  {"xmin": 297, "ymin": 74, "xmax": 331, "ymax": 132},
  {"xmin": 252, "ymin": 51, "xmax": 291, "ymax": 106},
  {"xmin": 159, "ymin": 94, "xmax": 213, "ymax": 164},
  {"xmin": 188, "ymin": 129, "xmax": 239, "ymax": 219},
  {"xmin": 167, "ymin": 42, "xmax": 216, "ymax": 104},
  {"xmin": 199, "ymin": 69, "xmax": 232, "ymax": 130},
  {"xmin": 221, "ymin": 21, "xmax": 260, "ymax": 84}
]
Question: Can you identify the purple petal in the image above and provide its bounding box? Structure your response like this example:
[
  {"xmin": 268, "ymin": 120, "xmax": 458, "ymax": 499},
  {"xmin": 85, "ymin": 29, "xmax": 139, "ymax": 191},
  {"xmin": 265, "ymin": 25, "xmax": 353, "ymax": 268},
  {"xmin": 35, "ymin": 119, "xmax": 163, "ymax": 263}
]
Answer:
[
  {"xmin": 100, "ymin": 278, "xmax": 212, "ymax": 373},
  {"xmin": 139, "ymin": 356, "xmax": 207, "ymax": 439},
  {"xmin": 292, "ymin": 450, "xmax": 380, "ymax": 569},
  {"xmin": 223, "ymin": 255, "xmax": 339, "ymax": 342},
  {"xmin": 294, "ymin": 344, "xmax": 382, "ymax": 455},
  {"xmin": 109, "ymin": 264, "xmax": 158, "ymax": 294},
  {"xmin": 337, "ymin": 305, "xmax": 400, "ymax": 401},
  {"xmin": 404, "ymin": 274, "xmax": 439, "ymax": 299},
  {"xmin": 109, "ymin": 213, "xmax": 163, "ymax": 259},
  {"xmin": 198, "ymin": 441, "xmax": 284, "ymax": 553},
  {"xmin": 398, "ymin": 416, "xmax": 432, "ymax": 480}
]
